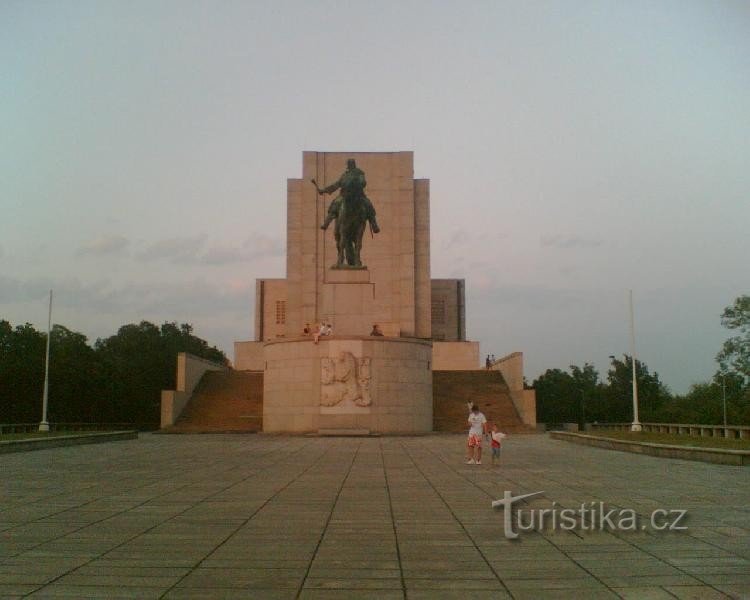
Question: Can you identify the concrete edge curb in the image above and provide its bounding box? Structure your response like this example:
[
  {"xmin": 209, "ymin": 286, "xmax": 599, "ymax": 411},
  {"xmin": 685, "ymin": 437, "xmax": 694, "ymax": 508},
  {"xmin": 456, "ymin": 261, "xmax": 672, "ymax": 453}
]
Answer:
[
  {"xmin": 0, "ymin": 431, "xmax": 138, "ymax": 454},
  {"xmin": 549, "ymin": 431, "xmax": 750, "ymax": 466}
]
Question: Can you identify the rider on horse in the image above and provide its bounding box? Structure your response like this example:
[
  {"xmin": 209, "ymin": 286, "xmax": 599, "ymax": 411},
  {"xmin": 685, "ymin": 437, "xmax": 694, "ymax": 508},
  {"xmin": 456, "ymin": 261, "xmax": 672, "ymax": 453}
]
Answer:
[
  {"xmin": 312, "ymin": 159, "xmax": 380, "ymax": 267},
  {"xmin": 316, "ymin": 159, "xmax": 380, "ymax": 234}
]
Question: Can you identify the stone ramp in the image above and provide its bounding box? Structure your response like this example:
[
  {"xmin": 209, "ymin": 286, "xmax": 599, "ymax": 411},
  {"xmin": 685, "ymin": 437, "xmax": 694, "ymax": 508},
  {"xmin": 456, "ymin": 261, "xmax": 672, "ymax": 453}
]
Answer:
[
  {"xmin": 166, "ymin": 370, "xmax": 263, "ymax": 433},
  {"xmin": 433, "ymin": 370, "xmax": 534, "ymax": 433}
]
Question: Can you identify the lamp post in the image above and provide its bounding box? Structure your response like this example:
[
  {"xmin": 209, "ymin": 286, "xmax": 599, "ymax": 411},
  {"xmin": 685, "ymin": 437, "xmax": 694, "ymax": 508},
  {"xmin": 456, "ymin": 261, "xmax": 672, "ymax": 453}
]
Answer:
[
  {"xmin": 629, "ymin": 290, "xmax": 641, "ymax": 432},
  {"xmin": 722, "ymin": 375, "xmax": 727, "ymax": 438},
  {"xmin": 39, "ymin": 290, "xmax": 52, "ymax": 433},
  {"xmin": 580, "ymin": 389, "xmax": 586, "ymax": 432}
]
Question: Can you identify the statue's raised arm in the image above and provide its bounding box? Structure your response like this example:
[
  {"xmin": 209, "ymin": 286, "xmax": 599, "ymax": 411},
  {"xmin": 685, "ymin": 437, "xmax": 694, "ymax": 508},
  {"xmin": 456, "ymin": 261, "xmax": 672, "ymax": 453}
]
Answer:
[{"xmin": 311, "ymin": 177, "xmax": 338, "ymax": 196}]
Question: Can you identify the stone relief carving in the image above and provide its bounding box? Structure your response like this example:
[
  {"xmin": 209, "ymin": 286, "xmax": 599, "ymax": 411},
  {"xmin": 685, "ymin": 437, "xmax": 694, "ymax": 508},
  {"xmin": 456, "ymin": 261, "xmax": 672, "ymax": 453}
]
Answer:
[{"xmin": 320, "ymin": 351, "xmax": 372, "ymax": 407}]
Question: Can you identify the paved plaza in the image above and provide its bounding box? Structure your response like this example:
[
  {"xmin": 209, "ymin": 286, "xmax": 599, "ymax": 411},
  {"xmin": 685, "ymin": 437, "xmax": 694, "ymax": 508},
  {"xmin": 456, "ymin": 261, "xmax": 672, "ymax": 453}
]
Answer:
[{"xmin": 1, "ymin": 434, "xmax": 748, "ymax": 599}]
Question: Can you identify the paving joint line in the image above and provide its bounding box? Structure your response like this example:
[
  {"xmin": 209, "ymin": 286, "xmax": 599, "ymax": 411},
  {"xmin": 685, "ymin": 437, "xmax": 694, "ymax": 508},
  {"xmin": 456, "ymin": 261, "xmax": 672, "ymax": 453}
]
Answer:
[
  {"xmin": 411, "ymin": 438, "xmax": 628, "ymax": 594},
  {"xmin": 380, "ymin": 439, "xmax": 407, "ymax": 599},
  {"xmin": 398, "ymin": 438, "xmax": 514, "ymax": 598},
  {"xmin": 17, "ymin": 436, "xmax": 314, "ymax": 597},
  {"xmin": 295, "ymin": 439, "xmax": 362, "ymax": 599},
  {"xmin": 156, "ymin": 436, "xmax": 324, "ymax": 598},
  {"xmin": 416, "ymin": 436, "xmax": 735, "ymax": 598}
]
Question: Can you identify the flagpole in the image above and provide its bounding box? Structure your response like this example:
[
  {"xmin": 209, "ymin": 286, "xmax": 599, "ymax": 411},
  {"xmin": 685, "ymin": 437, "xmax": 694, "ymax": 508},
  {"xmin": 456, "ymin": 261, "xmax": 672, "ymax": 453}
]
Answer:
[
  {"xmin": 39, "ymin": 290, "xmax": 52, "ymax": 432},
  {"xmin": 629, "ymin": 289, "xmax": 641, "ymax": 432}
]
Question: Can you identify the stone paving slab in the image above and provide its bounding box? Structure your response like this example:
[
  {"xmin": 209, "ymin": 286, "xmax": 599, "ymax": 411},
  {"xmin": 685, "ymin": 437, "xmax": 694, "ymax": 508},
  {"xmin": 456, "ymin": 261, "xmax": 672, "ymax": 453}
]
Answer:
[{"xmin": 1, "ymin": 433, "xmax": 748, "ymax": 599}]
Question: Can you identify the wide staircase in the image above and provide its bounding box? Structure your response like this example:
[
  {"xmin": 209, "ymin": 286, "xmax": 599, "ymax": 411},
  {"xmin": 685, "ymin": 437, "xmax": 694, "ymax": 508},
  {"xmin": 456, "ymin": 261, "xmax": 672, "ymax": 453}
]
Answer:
[
  {"xmin": 167, "ymin": 370, "xmax": 263, "ymax": 433},
  {"xmin": 166, "ymin": 369, "xmax": 532, "ymax": 434},
  {"xmin": 433, "ymin": 370, "xmax": 534, "ymax": 433}
]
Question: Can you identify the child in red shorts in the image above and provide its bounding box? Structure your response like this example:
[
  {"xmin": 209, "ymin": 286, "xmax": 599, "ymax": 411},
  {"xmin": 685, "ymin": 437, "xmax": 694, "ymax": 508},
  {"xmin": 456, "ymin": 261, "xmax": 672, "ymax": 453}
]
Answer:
[{"xmin": 466, "ymin": 404, "xmax": 487, "ymax": 464}]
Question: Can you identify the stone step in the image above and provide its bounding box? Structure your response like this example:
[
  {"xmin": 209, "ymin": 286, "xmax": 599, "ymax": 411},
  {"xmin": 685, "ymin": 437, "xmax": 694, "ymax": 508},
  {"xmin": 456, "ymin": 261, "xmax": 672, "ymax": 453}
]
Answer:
[
  {"xmin": 317, "ymin": 429, "xmax": 372, "ymax": 436},
  {"xmin": 167, "ymin": 370, "xmax": 263, "ymax": 433},
  {"xmin": 166, "ymin": 368, "xmax": 535, "ymax": 435},
  {"xmin": 433, "ymin": 370, "xmax": 533, "ymax": 433}
]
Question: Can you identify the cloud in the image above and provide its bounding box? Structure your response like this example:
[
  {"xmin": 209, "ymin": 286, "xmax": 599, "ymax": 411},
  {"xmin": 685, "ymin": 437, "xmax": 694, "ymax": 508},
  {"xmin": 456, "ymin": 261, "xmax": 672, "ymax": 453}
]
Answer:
[
  {"xmin": 540, "ymin": 234, "xmax": 603, "ymax": 249},
  {"xmin": 442, "ymin": 230, "xmax": 471, "ymax": 249},
  {"xmin": 135, "ymin": 233, "xmax": 283, "ymax": 266},
  {"xmin": 137, "ymin": 235, "xmax": 207, "ymax": 264},
  {"xmin": 475, "ymin": 284, "xmax": 587, "ymax": 311},
  {"xmin": 441, "ymin": 229, "xmax": 502, "ymax": 250},
  {"xmin": 0, "ymin": 274, "xmax": 251, "ymax": 317},
  {"xmin": 242, "ymin": 233, "xmax": 285, "ymax": 259},
  {"xmin": 0, "ymin": 275, "xmax": 96, "ymax": 306},
  {"xmin": 202, "ymin": 233, "xmax": 284, "ymax": 266},
  {"xmin": 77, "ymin": 235, "xmax": 130, "ymax": 256}
]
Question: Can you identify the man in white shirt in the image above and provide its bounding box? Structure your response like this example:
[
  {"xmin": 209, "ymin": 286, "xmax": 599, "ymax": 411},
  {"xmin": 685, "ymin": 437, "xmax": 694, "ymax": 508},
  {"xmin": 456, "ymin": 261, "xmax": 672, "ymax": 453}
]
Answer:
[{"xmin": 466, "ymin": 404, "xmax": 488, "ymax": 465}]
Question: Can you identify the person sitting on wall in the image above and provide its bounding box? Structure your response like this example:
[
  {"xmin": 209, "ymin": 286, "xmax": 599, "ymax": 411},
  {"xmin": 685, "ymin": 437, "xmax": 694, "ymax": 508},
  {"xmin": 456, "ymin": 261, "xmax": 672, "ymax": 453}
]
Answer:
[
  {"xmin": 303, "ymin": 323, "xmax": 312, "ymax": 336},
  {"xmin": 370, "ymin": 324, "xmax": 384, "ymax": 337},
  {"xmin": 314, "ymin": 323, "xmax": 333, "ymax": 344}
]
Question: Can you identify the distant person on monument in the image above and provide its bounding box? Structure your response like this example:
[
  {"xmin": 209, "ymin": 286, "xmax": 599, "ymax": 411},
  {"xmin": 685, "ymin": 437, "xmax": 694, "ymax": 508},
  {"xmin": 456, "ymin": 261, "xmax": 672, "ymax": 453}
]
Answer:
[
  {"xmin": 466, "ymin": 404, "xmax": 487, "ymax": 465},
  {"xmin": 314, "ymin": 323, "xmax": 333, "ymax": 344},
  {"xmin": 370, "ymin": 324, "xmax": 384, "ymax": 337},
  {"xmin": 486, "ymin": 355, "xmax": 491, "ymax": 369},
  {"xmin": 312, "ymin": 158, "xmax": 380, "ymax": 268}
]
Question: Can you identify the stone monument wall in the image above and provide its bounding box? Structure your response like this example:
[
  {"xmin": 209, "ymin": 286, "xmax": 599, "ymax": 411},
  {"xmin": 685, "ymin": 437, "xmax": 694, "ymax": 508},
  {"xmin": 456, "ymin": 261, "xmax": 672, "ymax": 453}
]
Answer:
[
  {"xmin": 263, "ymin": 337, "xmax": 432, "ymax": 433},
  {"xmin": 285, "ymin": 152, "xmax": 430, "ymax": 338}
]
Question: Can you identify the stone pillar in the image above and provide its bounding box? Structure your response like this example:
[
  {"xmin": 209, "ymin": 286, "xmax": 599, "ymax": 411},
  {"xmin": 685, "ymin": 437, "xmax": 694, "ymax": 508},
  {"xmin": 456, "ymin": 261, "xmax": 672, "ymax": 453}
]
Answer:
[{"xmin": 414, "ymin": 179, "xmax": 431, "ymax": 338}]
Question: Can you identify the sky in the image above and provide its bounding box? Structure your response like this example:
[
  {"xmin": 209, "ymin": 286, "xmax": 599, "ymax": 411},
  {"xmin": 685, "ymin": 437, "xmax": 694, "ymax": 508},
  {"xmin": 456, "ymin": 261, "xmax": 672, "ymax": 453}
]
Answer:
[{"xmin": 2, "ymin": 0, "xmax": 748, "ymax": 394}]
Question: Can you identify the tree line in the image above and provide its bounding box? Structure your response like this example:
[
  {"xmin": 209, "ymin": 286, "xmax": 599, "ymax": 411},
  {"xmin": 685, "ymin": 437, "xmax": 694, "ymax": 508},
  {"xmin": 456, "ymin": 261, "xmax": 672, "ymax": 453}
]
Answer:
[
  {"xmin": 533, "ymin": 295, "xmax": 750, "ymax": 426},
  {"xmin": 0, "ymin": 320, "xmax": 227, "ymax": 427},
  {"xmin": 3, "ymin": 295, "xmax": 747, "ymax": 428}
]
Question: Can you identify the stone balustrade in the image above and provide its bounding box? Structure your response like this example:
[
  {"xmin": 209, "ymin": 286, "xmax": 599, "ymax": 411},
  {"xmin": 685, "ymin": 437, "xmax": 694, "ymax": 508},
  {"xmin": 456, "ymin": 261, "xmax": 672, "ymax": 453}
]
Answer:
[{"xmin": 592, "ymin": 422, "xmax": 750, "ymax": 439}]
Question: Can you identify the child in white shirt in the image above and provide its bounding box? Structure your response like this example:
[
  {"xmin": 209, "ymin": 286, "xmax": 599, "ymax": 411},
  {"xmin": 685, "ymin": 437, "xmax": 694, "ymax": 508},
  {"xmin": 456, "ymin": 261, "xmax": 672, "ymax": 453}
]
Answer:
[{"xmin": 490, "ymin": 424, "xmax": 507, "ymax": 465}]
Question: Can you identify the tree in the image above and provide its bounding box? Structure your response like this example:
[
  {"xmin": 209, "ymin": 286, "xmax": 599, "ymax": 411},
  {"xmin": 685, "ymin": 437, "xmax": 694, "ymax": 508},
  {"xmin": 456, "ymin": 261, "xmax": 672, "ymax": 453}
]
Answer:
[
  {"xmin": 0, "ymin": 321, "xmax": 46, "ymax": 422},
  {"xmin": 0, "ymin": 318, "xmax": 227, "ymax": 426},
  {"xmin": 606, "ymin": 355, "xmax": 671, "ymax": 422},
  {"xmin": 533, "ymin": 363, "xmax": 604, "ymax": 425},
  {"xmin": 717, "ymin": 295, "xmax": 750, "ymax": 384},
  {"xmin": 94, "ymin": 321, "xmax": 227, "ymax": 425},
  {"xmin": 534, "ymin": 368, "xmax": 576, "ymax": 424},
  {"xmin": 46, "ymin": 325, "xmax": 99, "ymax": 423}
]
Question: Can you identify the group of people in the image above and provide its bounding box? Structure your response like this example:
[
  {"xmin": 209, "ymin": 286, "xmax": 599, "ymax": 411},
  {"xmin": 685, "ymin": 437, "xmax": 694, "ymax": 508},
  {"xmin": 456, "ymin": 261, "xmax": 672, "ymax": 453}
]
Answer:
[
  {"xmin": 485, "ymin": 354, "xmax": 496, "ymax": 369},
  {"xmin": 302, "ymin": 322, "xmax": 385, "ymax": 343},
  {"xmin": 303, "ymin": 322, "xmax": 333, "ymax": 344},
  {"xmin": 466, "ymin": 402, "xmax": 506, "ymax": 465}
]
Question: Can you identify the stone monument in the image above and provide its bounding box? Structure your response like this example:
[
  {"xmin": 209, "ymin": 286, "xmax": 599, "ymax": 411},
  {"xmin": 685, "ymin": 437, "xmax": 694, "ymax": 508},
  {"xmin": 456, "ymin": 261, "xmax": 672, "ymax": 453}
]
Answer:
[
  {"xmin": 253, "ymin": 152, "xmax": 434, "ymax": 432},
  {"xmin": 162, "ymin": 151, "xmax": 538, "ymax": 434}
]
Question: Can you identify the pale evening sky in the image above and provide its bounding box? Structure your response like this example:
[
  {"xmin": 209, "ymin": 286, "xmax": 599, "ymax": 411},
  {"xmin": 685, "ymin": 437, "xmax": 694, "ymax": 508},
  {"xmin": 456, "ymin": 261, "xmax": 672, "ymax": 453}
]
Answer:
[{"xmin": 1, "ymin": 1, "xmax": 748, "ymax": 394}]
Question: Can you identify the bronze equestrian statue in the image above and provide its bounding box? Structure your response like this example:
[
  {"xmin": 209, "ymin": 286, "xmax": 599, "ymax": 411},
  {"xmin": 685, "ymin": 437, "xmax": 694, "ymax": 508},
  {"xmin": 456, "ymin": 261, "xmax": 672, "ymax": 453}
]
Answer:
[{"xmin": 312, "ymin": 159, "xmax": 380, "ymax": 268}]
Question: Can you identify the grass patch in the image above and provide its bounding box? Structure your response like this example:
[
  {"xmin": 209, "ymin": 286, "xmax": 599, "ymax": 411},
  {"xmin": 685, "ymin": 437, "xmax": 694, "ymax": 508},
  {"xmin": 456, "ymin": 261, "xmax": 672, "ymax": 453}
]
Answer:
[{"xmin": 588, "ymin": 429, "xmax": 750, "ymax": 451}]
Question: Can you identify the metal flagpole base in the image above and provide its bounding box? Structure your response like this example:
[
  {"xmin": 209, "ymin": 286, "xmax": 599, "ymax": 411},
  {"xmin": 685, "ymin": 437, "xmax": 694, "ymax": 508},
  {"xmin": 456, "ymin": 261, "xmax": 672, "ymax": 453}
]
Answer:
[
  {"xmin": 630, "ymin": 422, "xmax": 642, "ymax": 432},
  {"xmin": 38, "ymin": 422, "xmax": 50, "ymax": 432}
]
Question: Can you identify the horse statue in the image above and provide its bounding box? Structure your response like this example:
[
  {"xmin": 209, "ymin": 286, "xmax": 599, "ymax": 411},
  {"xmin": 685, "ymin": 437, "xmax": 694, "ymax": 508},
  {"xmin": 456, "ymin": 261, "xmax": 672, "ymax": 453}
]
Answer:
[{"xmin": 312, "ymin": 158, "xmax": 380, "ymax": 268}]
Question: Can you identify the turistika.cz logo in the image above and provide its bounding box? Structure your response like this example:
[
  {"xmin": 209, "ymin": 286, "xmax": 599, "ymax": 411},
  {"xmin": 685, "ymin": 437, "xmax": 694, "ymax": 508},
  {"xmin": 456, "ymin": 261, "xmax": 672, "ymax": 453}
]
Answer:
[{"xmin": 492, "ymin": 491, "xmax": 688, "ymax": 539}]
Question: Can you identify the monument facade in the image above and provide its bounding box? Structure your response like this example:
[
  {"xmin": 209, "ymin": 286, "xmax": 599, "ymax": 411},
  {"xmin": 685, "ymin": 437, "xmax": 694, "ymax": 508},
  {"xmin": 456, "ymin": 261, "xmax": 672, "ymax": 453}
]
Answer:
[
  {"xmin": 163, "ymin": 151, "xmax": 537, "ymax": 433},
  {"xmin": 255, "ymin": 152, "xmax": 435, "ymax": 432}
]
